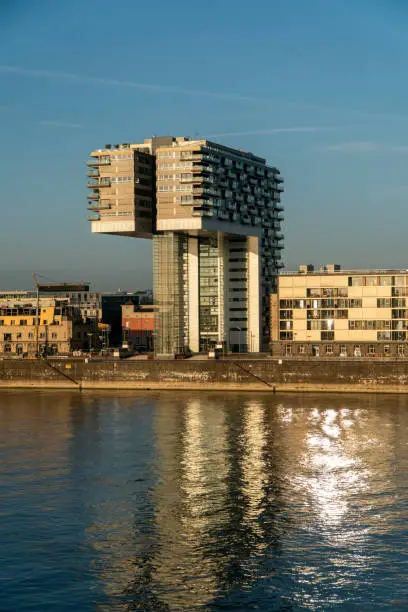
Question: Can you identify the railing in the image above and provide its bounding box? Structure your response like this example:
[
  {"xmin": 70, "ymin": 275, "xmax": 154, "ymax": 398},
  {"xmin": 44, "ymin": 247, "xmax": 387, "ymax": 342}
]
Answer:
[
  {"xmin": 87, "ymin": 158, "xmax": 111, "ymax": 166},
  {"xmin": 279, "ymin": 268, "xmax": 408, "ymax": 275},
  {"xmin": 87, "ymin": 180, "xmax": 111, "ymax": 188}
]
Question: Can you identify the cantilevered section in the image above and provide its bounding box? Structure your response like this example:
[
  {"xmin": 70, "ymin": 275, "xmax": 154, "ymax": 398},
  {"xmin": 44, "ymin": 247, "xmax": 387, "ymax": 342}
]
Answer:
[{"xmin": 87, "ymin": 142, "xmax": 156, "ymax": 238}]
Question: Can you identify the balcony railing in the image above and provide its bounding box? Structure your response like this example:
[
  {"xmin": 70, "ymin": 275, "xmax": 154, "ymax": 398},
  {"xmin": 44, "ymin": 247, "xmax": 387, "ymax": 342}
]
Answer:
[
  {"xmin": 87, "ymin": 203, "xmax": 111, "ymax": 211},
  {"xmin": 87, "ymin": 158, "xmax": 111, "ymax": 167},
  {"xmin": 88, "ymin": 215, "xmax": 100, "ymax": 222},
  {"xmin": 87, "ymin": 180, "xmax": 111, "ymax": 188}
]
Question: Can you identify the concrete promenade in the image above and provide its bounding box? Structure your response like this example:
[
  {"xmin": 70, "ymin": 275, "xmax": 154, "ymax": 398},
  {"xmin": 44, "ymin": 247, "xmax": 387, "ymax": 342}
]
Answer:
[{"xmin": 2, "ymin": 358, "xmax": 408, "ymax": 393}]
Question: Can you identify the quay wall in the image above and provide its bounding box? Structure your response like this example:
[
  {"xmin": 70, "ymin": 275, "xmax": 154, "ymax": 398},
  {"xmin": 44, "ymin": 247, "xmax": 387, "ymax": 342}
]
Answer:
[{"xmin": 2, "ymin": 358, "xmax": 408, "ymax": 392}]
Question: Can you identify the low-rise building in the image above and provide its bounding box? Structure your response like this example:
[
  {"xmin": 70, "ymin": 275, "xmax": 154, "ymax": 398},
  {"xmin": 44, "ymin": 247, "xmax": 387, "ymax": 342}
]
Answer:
[
  {"xmin": 271, "ymin": 265, "xmax": 408, "ymax": 358},
  {"xmin": 0, "ymin": 299, "xmax": 91, "ymax": 356},
  {"xmin": 122, "ymin": 303, "xmax": 154, "ymax": 351}
]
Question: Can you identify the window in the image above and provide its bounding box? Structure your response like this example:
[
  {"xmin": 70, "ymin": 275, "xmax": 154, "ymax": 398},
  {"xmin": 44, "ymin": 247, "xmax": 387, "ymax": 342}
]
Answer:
[
  {"xmin": 10, "ymin": 320, "xmax": 15, "ymax": 326},
  {"xmin": 326, "ymin": 344, "xmax": 333, "ymax": 355},
  {"xmin": 0, "ymin": 320, "xmax": 3, "ymax": 326},
  {"xmin": 4, "ymin": 343, "xmax": 11, "ymax": 353},
  {"xmin": 365, "ymin": 276, "xmax": 377, "ymax": 286},
  {"xmin": 384, "ymin": 345, "xmax": 391, "ymax": 356},
  {"xmin": 285, "ymin": 345, "xmax": 292, "ymax": 356},
  {"xmin": 354, "ymin": 345, "xmax": 361, "ymax": 357},
  {"xmin": 28, "ymin": 333, "xmax": 33, "ymax": 339},
  {"xmin": 298, "ymin": 344, "xmax": 305, "ymax": 354},
  {"xmin": 394, "ymin": 276, "xmax": 405, "ymax": 287},
  {"xmin": 280, "ymin": 332, "xmax": 293, "ymax": 340},
  {"xmin": 321, "ymin": 331, "xmax": 334, "ymax": 340},
  {"xmin": 340, "ymin": 345, "xmax": 347, "ymax": 357},
  {"xmin": 379, "ymin": 276, "xmax": 392, "ymax": 286},
  {"xmin": 4, "ymin": 333, "xmax": 12, "ymax": 341},
  {"xmin": 378, "ymin": 298, "xmax": 391, "ymax": 308},
  {"xmin": 350, "ymin": 277, "xmax": 363, "ymax": 286},
  {"xmin": 368, "ymin": 345, "xmax": 376, "ymax": 356},
  {"xmin": 16, "ymin": 332, "xmax": 22, "ymax": 339},
  {"xmin": 378, "ymin": 331, "xmax": 391, "ymax": 341},
  {"xmin": 39, "ymin": 333, "xmax": 45, "ymax": 339},
  {"xmin": 52, "ymin": 332, "xmax": 57, "ymax": 339},
  {"xmin": 398, "ymin": 345, "xmax": 405, "ymax": 357}
]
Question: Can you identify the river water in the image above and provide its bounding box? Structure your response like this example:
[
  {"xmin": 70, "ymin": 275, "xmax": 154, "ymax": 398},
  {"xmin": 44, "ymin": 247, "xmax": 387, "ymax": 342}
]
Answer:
[{"xmin": 1, "ymin": 391, "xmax": 408, "ymax": 611}]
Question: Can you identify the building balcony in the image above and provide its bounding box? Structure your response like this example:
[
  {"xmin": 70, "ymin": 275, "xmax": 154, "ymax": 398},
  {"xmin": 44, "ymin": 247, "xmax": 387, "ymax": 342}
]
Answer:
[
  {"xmin": 88, "ymin": 215, "xmax": 100, "ymax": 222},
  {"xmin": 275, "ymin": 233, "xmax": 284, "ymax": 240},
  {"xmin": 274, "ymin": 204, "xmax": 284, "ymax": 212},
  {"xmin": 87, "ymin": 158, "xmax": 111, "ymax": 167},
  {"xmin": 87, "ymin": 180, "xmax": 111, "ymax": 188},
  {"xmin": 274, "ymin": 174, "xmax": 284, "ymax": 183},
  {"xmin": 87, "ymin": 192, "xmax": 100, "ymax": 201},
  {"xmin": 192, "ymin": 207, "xmax": 214, "ymax": 217},
  {"xmin": 87, "ymin": 170, "xmax": 99, "ymax": 178},
  {"xmin": 87, "ymin": 203, "xmax": 111, "ymax": 211}
]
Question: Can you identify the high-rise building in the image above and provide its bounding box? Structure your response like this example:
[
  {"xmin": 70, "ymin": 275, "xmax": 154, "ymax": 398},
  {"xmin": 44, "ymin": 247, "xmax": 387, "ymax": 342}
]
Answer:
[{"xmin": 87, "ymin": 137, "xmax": 284, "ymax": 354}]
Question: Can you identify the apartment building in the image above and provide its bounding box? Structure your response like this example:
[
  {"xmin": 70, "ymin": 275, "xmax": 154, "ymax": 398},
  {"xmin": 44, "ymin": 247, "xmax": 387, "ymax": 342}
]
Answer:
[
  {"xmin": 121, "ymin": 303, "xmax": 154, "ymax": 351},
  {"xmin": 271, "ymin": 265, "xmax": 408, "ymax": 358},
  {"xmin": 0, "ymin": 299, "xmax": 90, "ymax": 356},
  {"xmin": 87, "ymin": 136, "xmax": 284, "ymax": 355}
]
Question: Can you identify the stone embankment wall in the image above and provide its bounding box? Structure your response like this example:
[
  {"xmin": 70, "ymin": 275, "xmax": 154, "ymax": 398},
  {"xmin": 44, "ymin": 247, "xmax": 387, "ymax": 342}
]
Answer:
[{"xmin": 2, "ymin": 358, "xmax": 408, "ymax": 392}]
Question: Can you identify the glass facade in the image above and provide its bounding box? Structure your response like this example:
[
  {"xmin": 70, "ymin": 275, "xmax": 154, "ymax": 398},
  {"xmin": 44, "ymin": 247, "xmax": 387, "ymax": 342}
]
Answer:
[{"xmin": 198, "ymin": 237, "xmax": 219, "ymax": 351}]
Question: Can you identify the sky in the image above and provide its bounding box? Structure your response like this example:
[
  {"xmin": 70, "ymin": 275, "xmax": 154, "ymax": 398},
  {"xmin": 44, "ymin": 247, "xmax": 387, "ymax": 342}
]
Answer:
[{"xmin": 1, "ymin": 0, "xmax": 408, "ymax": 291}]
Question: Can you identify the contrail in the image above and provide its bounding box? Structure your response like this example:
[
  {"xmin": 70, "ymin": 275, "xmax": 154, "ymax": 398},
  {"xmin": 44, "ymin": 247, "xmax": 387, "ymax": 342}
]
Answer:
[{"xmin": 1, "ymin": 64, "xmax": 407, "ymax": 123}]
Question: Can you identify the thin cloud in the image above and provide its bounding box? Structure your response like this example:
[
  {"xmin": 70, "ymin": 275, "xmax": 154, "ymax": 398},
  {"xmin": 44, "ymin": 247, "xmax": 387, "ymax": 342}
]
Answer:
[
  {"xmin": 2, "ymin": 64, "xmax": 408, "ymax": 123},
  {"xmin": 0, "ymin": 65, "xmax": 275, "ymax": 105},
  {"xmin": 39, "ymin": 119, "xmax": 81, "ymax": 129},
  {"xmin": 208, "ymin": 126, "xmax": 337, "ymax": 137},
  {"xmin": 318, "ymin": 141, "xmax": 408, "ymax": 153}
]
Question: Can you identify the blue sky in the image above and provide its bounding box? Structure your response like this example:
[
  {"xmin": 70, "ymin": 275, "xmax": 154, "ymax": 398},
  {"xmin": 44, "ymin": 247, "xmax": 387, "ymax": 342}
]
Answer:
[{"xmin": 1, "ymin": 0, "xmax": 408, "ymax": 290}]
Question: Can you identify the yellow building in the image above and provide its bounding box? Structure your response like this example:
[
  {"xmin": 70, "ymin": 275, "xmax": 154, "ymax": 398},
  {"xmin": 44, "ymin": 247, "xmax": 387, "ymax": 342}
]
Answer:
[
  {"xmin": 0, "ymin": 299, "xmax": 90, "ymax": 356},
  {"xmin": 271, "ymin": 265, "xmax": 408, "ymax": 358}
]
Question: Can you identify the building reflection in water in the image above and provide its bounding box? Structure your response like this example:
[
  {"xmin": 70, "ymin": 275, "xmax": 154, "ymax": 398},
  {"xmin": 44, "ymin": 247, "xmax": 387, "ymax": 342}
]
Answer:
[{"xmin": 7, "ymin": 391, "xmax": 401, "ymax": 610}]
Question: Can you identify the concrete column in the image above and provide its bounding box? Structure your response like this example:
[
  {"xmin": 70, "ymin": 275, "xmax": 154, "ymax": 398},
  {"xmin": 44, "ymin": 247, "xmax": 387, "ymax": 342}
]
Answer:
[
  {"xmin": 188, "ymin": 237, "xmax": 200, "ymax": 352},
  {"xmin": 247, "ymin": 236, "xmax": 261, "ymax": 352}
]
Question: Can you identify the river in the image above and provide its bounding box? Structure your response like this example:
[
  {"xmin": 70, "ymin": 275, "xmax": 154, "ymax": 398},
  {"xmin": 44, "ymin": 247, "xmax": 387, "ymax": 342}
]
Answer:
[{"xmin": 1, "ymin": 390, "xmax": 408, "ymax": 610}]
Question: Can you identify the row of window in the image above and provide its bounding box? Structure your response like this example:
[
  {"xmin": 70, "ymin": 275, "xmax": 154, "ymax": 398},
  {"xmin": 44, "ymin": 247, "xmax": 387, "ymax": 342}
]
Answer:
[
  {"xmin": 0, "ymin": 319, "xmax": 54, "ymax": 326},
  {"xmin": 158, "ymin": 185, "xmax": 192, "ymax": 192},
  {"xmin": 281, "ymin": 298, "xmax": 408, "ymax": 311},
  {"xmin": 3, "ymin": 332, "xmax": 59, "ymax": 340},
  {"xmin": 284, "ymin": 344, "xmax": 406, "ymax": 357},
  {"xmin": 280, "ymin": 331, "xmax": 407, "ymax": 342},
  {"xmin": 279, "ymin": 299, "xmax": 362, "ymax": 309},
  {"xmin": 348, "ymin": 275, "xmax": 406, "ymax": 287},
  {"xmin": 306, "ymin": 288, "xmax": 348, "ymax": 298}
]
